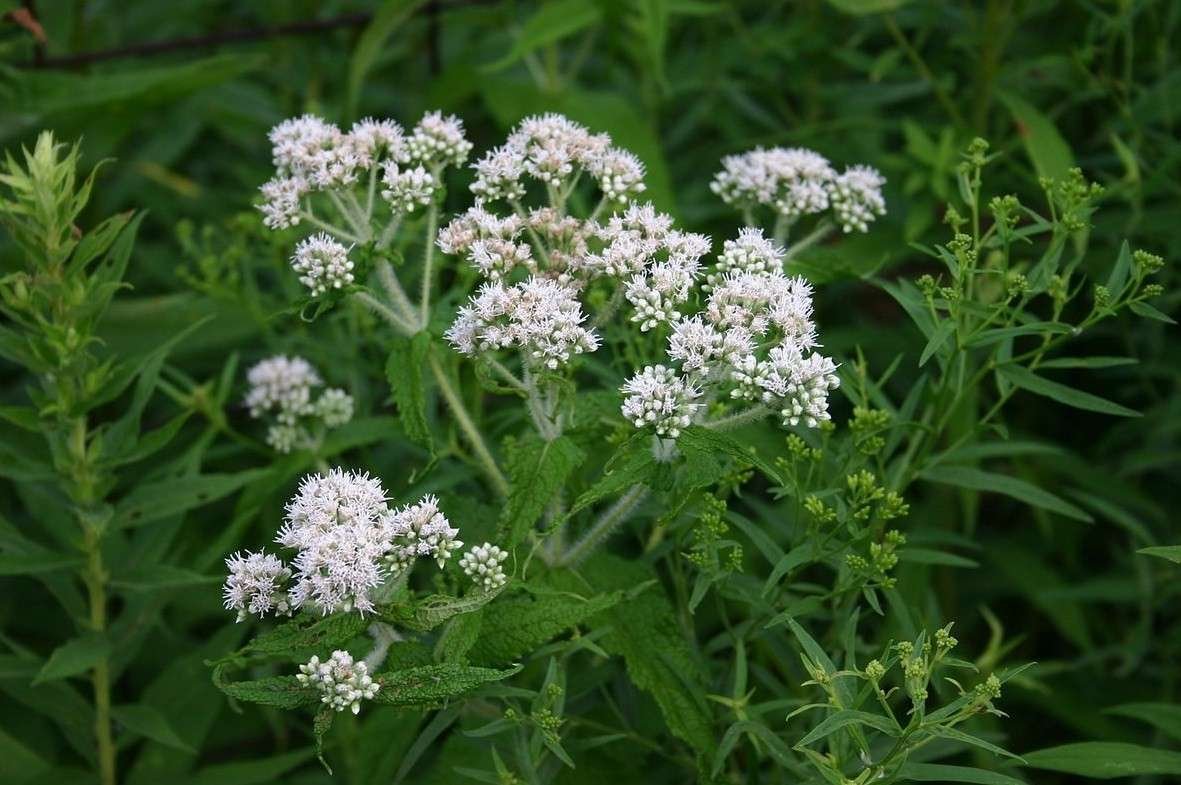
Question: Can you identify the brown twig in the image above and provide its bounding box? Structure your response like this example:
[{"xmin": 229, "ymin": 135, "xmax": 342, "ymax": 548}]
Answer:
[{"xmin": 18, "ymin": 12, "xmax": 373, "ymax": 69}]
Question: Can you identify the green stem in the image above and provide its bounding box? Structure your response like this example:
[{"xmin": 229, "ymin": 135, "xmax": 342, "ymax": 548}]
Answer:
[
  {"xmin": 427, "ymin": 352, "xmax": 510, "ymax": 497},
  {"xmin": 420, "ymin": 199, "xmax": 439, "ymax": 327},
  {"xmin": 353, "ymin": 290, "xmax": 416, "ymax": 335},
  {"xmin": 702, "ymin": 405, "xmax": 771, "ymax": 431},
  {"xmin": 560, "ymin": 484, "xmax": 650, "ymax": 566}
]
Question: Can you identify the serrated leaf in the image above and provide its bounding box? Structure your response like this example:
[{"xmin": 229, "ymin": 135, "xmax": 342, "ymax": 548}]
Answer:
[
  {"xmin": 33, "ymin": 634, "xmax": 110, "ymax": 684},
  {"xmin": 240, "ymin": 613, "xmax": 370, "ymax": 659},
  {"xmin": 997, "ymin": 364, "xmax": 1139, "ymax": 418},
  {"xmin": 566, "ymin": 435, "xmax": 655, "ymax": 519},
  {"xmin": 500, "ymin": 435, "xmax": 584, "ymax": 546},
  {"xmin": 212, "ymin": 671, "xmax": 318, "ymax": 710},
  {"xmin": 469, "ymin": 587, "xmax": 623, "ymax": 664},
  {"xmin": 1023, "ymin": 741, "xmax": 1181, "ymax": 778},
  {"xmin": 373, "ymin": 663, "xmax": 520, "ymax": 707},
  {"xmin": 920, "ymin": 464, "xmax": 1091, "ymax": 521},
  {"xmin": 678, "ymin": 425, "xmax": 782, "ymax": 484},
  {"xmin": 385, "ymin": 591, "xmax": 503, "ymax": 633},
  {"xmin": 385, "ymin": 331, "xmax": 434, "ymax": 452}
]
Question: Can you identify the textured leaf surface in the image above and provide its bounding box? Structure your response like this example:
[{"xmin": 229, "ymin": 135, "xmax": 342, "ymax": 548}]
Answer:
[
  {"xmin": 500, "ymin": 435, "xmax": 585, "ymax": 546},
  {"xmin": 470, "ymin": 587, "xmax": 623, "ymax": 665},
  {"xmin": 374, "ymin": 663, "xmax": 519, "ymax": 707}
]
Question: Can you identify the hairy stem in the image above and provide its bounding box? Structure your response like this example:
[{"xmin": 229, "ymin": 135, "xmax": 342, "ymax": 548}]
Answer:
[
  {"xmin": 419, "ymin": 199, "xmax": 439, "ymax": 327},
  {"xmin": 783, "ymin": 221, "xmax": 835, "ymax": 264},
  {"xmin": 376, "ymin": 260, "xmax": 419, "ymax": 327},
  {"xmin": 702, "ymin": 404, "xmax": 771, "ymax": 431},
  {"xmin": 427, "ymin": 352, "xmax": 510, "ymax": 497},
  {"xmin": 353, "ymin": 290, "xmax": 416, "ymax": 335},
  {"xmin": 560, "ymin": 484, "xmax": 650, "ymax": 566}
]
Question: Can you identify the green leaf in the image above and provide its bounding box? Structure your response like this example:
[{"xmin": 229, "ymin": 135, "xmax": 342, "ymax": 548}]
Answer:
[
  {"xmin": 932, "ymin": 725, "xmax": 1024, "ymax": 762},
  {"xmin": 485, "ymin": 0, "xmax": 603, "ymax": 72},
  {"xmin": 565, "ymin": 434, "xmax": 655, "ymax": 519},
  {"xmin": 966, "ymin": 321, "xmax": 1073, "ymax": 348},
  {"xmin": 1023, "ymin": 742, "xmax": 1181, "ymax": 778},
  {"xmin": 0, "ymin": 551, "xmax": 81, "ymax": 575},
  {"xmin": 678, "ymin": 426, "xmax": 783, "ymax": 484},
  {"xmin": 110, "ymin": 564, "xmax": 219, "ymax": 591},
  {"xmin": 240, "ymin": 613, "xmax": 370, "ymax": 659},
  {"xmin": 116, "ymin": 469, "xmax": 270, "ymax": 528},
  {"xmin": 920, "ymin": 464, "xmax": 1091, "ymax": 522},
  {"xmin": 1039, "ymin": 356, "xmax": 1138, "ymax": 369},
  {"xmin": 111, "ymin": 703, "xmax": 194, "ymax": 752},
  {"xmin": 997, "ymin": 364, "xmax": 1140, "ymax": 417},
  {"xmin": 33, "ymin": 634, "xmax": 110, "ymax": 684},
  {"xmin": 212, "ymin": 672, "xmax": 319, "ymax": 710},
  {"xmin": 1105, "ymin": 241, "xmax": 1132, "ymax": 299},
  {"xmin": 185, "ymin": 749, "xmax": 315, "ymax": 785},
  {"xmin": 1104, "ymin": 702, "xmax": 1181, "ymax": 742},
  {"xmin": 373, "ymin": 663, "xmax": 520, "ymax": 707},
  {"xmin": 500, "ymin": 435, "xmax": 585, "ymax": 546},
  {"xmin": 826, "ymin": 0, "xmax": 910, "ymax": 13},
  {"xmin": 919, "ymin": 319, "xmax": 954, "ymax": 366},
  {"xmin": 470, "ymin": 587, "xmax": 623, "ymax": 664},
  {"xmin": 386, "ymin": 591, "xmax": 503, "ymax": 633},
  {"xmin": 1129, "ymin": 299, "xmax": 1177, "ymax": 324},
  {"xmin": 385, "ymin": 331, "xmax": 434, "ymax": 452},
  {"xmin": 1000, "ymin": 92, "xmax": 1074, "ymax": 181},
  {"xmin": 346, "ymin": 0, "xmax": 430, "ymax": 119},
  {"xmin": 897, "ymin": 762, "xmax": 1026, "ymax": 784},
  {"xmin": 1137, "ymin": 545, "xmax": 1181, "ymax": 564},
  {"xmin": 793, "ymin": 709, "xmax": 899, "ymax": 748}
]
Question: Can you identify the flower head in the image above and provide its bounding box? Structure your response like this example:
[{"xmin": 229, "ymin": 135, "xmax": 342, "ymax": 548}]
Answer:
[
  {"xmin": 381, "ymin": 163, "xmax": 436, "ymax": 212},
  {"xmin": 831, "ymin": 165, "xmax": 887, "ymax": 233},
  {"xmin": 316, "ymin": 388, "xmax": 355, "ymax": 427},
  {"xmin": 387, "ymin": 494, "xmax": 463, "ymax": 570},
  {"xmin": 277, "ymin": 469, "xmax": 396, "ymax": 615},
  {"xmin": 297, "ymin": 650, "xmax": 379, "ymax": 714},
  {"xmin": 459, "ymin": 542, "xmax": 510, "ymax": 591},
  {"xmin": 406, "ymin": 111, "xmax": 472, "ymax": 169},
  {"xmin": 621, "ymin": 365, "xmax": 701, "ymax": 438},
  {"xmin": 245, "ymin": 355, "xmax": 321, "ymax": 424},
  {"xmin": 290, "ymin": 232, "xmax": 355, "ymax": 297},
  {"xmin": 446, "ymin": 278, "xmax": 600, "ymax": 370},
  {"xmin": 222, "ymin": 550, "xmax": 292, "ymax": 622}
]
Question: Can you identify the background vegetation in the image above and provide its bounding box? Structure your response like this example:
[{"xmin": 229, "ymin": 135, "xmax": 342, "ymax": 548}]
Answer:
[{"xmin": 1, "ymin": 1, "xmax": 1177, "ymax": 784}]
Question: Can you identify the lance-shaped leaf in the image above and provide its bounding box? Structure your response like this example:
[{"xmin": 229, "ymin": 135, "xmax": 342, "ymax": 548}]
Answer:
[{"xmin": 499, "ymin": 434, "xmax": 585, "ymax": 546}]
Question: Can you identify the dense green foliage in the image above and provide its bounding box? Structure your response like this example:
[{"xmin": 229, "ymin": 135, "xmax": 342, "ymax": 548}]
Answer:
[{"xmin": 1, "ymin": 2, "xmax": 1178, "ymax": 785}]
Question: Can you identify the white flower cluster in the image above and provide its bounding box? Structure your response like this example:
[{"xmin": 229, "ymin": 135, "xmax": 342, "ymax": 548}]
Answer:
[
  {"xmin": 244, "ymin": 356, "xmax": 354, "ymax": 453},
  {"xmin": 621, "ymin": 364, "xmax": 701, "ymax": 439},
  {"xmin": 459, "ymin": 542, "xmax": 509, "ymax": 591},
  {"xmin": 711, "ymin": 146, "xmax": 886, "ymax": 233},
  {"xmin": 222, "ymin": 550, "xmax": 292, "ymax": 622},
  {"xmin": 258, "ymin": 112, "xmax": 471, "ymax": 231},
  {"xmin": 221, "ymin": 469, "xmax": 512, "ymax": 622},
  {"xmin": 591, "ymin": 203, "xmax": 711, "ymax": 331},
  {"xmin": 470, "ymin": 113, "xmax": 644, "ymax": 204},
  {"xmin": 221, "ymin": 469, "xmax": 464, "ymax": 621},
  {"xmin": 291, "ymin": 232, "xmax": 355, "ymax": 296},
  {"xmin": 445, "ymin": 277, "xmax": 600, "ymax": 370},
  {"xmin": 440, "ymin": 115, "xmax": 719, "ymax": 369},
  {"xmin": 621, "ymin": 227, "xmax": 840, "ymax": 436},
  {"xmin": 297, "ymin": 650, "xmax": 379, "ymax": 715}
]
